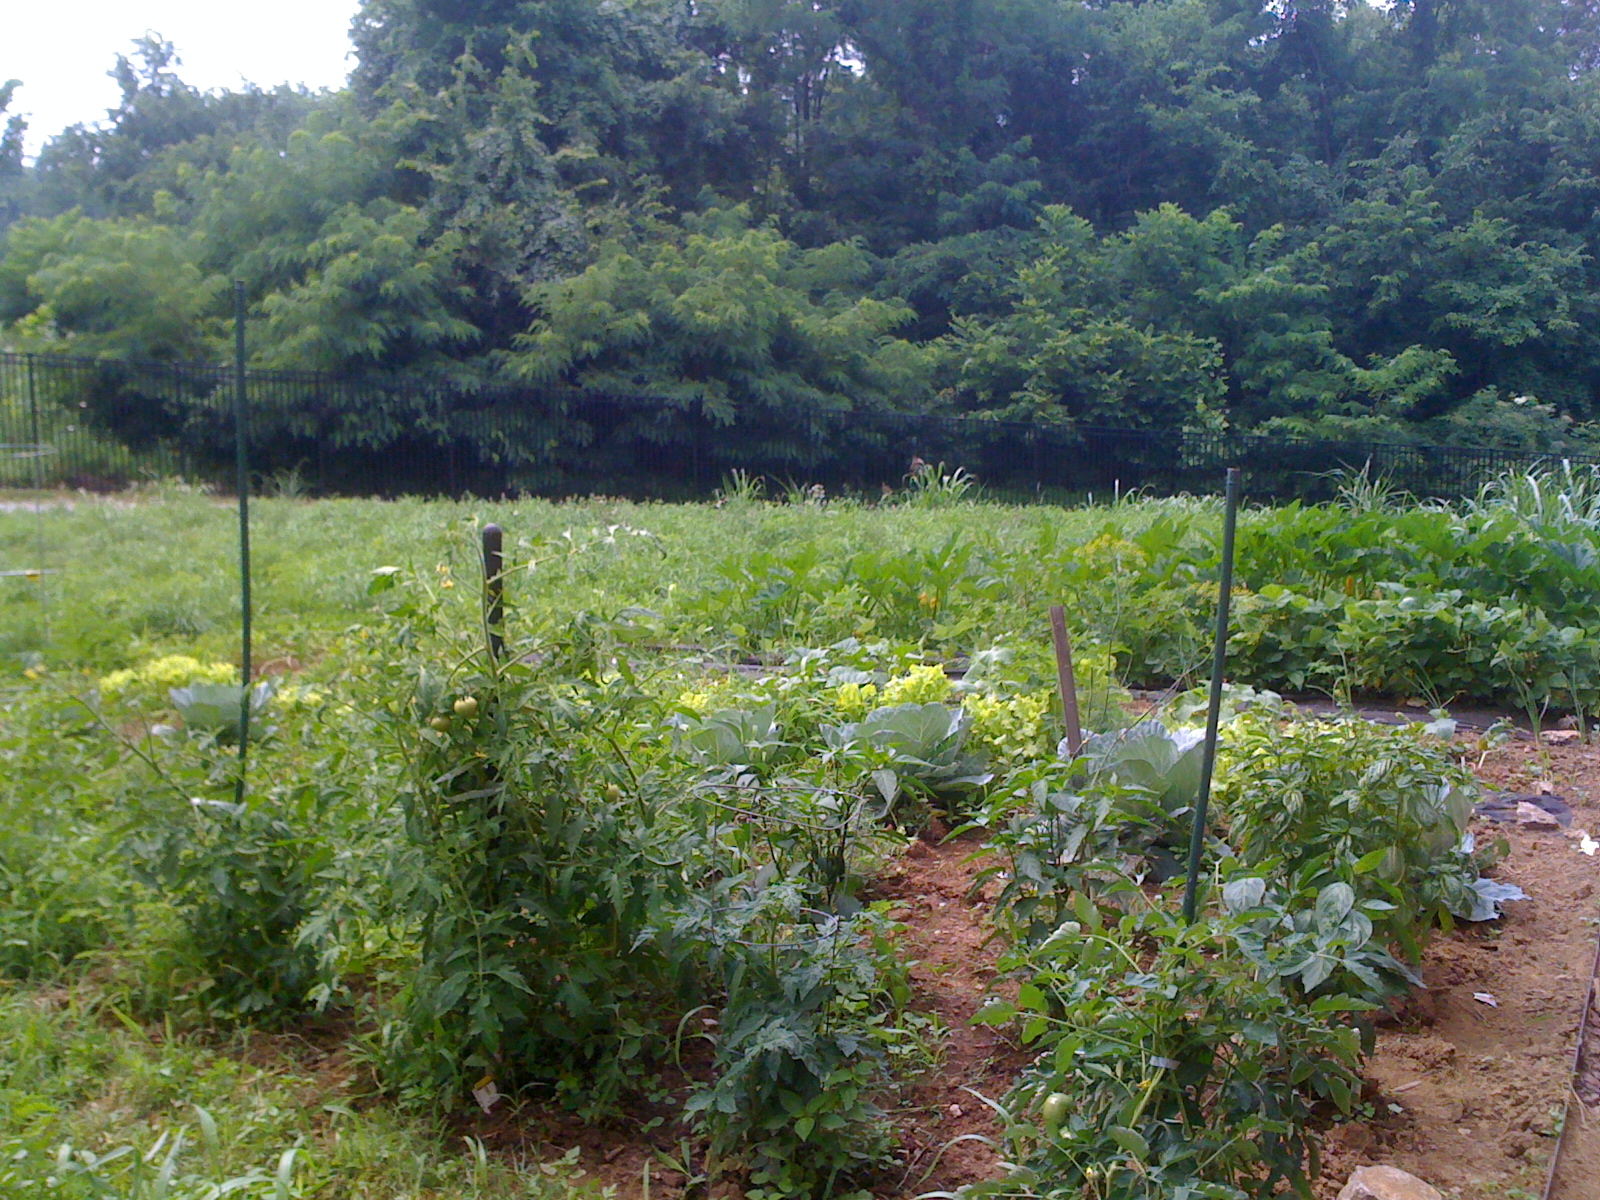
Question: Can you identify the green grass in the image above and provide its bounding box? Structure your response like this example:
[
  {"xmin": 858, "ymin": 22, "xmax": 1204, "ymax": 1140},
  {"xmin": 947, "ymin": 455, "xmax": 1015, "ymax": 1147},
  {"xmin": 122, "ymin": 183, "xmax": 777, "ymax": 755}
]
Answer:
[
  {"xmin": 0, "ymin": 487, "xmax": 1195, "ymax": 675},
  {"xmin": 0, "ymin": 988, "xmax": 606, "ymax": 1199}
]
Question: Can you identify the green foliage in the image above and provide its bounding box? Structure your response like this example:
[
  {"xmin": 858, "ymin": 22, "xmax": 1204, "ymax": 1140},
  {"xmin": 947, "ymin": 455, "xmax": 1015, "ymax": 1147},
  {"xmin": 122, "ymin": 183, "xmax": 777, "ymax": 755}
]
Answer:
[
  {"xmin": 8, "ymin": 1, "xmax": 1600, "ymax": 442},
  {"xmin": 967, "ymin": 670, "xmax": 1496, "ymax": 1199},
  {"xmin": 0, "ymin": 689, "xmax": 129, "ymax": 979},
  {"xmin": 0, "ymin": 212, "xmax": 224, "ymax": 359},
  {"xmin": 1229, "ymin": 491, "xmax": 1600, "ymax": 713},
  {"xmin": 378, "ymin": 610, "xmax": 689, "ymax": 1108},
  {"xmin": 255, "ymin": 205, "xmax": 478, "ymax": 373},
  {"xmin": 510, "ymin": 209, "xmax": 931, "ymax": 420},
  {"xmin": 0, "ymin": 484, "xmax": 1575, "ymax": 1200},
  {"xmin": 367, "ymin": 555, "xmax": 920, "ymax": 1194},
  {"xmin": 1081, "ymin": 721, "xmax": 1205, "ymax": 818},
  {"xmin": 825, "ymin": 702, "xmax": 992, "ymax": 805},
  {"xmin": 1216, "ymin": 714, "xmax": 1486, "ymax": 952},
  {"xmin": 680, "ymin": 893, "xmax": 904, "ymax": 1198},
  {"xmin": 0, "ymin": 988, "xmax": 607, "ymax": 1199},
  {"xmin": 123, "ymin": 768, "xmax": 331, "ymax": 1018},
  {"xmin": 975, "ymin": 882, "xmax": 1369, "ymax": 1200}
]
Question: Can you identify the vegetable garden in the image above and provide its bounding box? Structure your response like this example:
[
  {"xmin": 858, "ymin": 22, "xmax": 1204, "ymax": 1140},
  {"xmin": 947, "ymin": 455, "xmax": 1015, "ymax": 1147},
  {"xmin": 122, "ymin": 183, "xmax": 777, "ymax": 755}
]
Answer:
[{"xmin": 0, "ymin": 468, "xmax": 1596, "ymax": 1199}]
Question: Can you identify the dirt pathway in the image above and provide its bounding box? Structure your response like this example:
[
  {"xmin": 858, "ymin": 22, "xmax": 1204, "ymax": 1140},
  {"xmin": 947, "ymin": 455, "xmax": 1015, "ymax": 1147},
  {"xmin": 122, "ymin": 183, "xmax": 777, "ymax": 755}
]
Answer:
[
  {"xmin": 1317, "ymin": 736, "xmax": 1600, "ymax": 1200},
  {"xmin": 872, "ymin": 830, "xmax": 1033, "ymax": 1196}
]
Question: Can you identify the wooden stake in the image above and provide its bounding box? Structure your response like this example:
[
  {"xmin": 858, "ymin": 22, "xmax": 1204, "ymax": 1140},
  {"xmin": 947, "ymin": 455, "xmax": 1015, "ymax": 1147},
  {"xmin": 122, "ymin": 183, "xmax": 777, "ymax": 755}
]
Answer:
[{"xmin": 1050, "ymin": 605, "xmax": 1083, "ymax": 756}]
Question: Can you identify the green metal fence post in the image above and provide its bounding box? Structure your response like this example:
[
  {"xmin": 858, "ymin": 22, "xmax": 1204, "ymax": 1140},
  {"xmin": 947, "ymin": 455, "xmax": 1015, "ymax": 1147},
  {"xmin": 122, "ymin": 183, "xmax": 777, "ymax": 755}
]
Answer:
[
  {"xmin": 483, "ymin": 523, "xmax": 504, "ymax": 660},
  {"xmin": 1182, "ymin": 467, "xmax": 1242, "ymax": 924},
  {"xmin": 26, "ymin": 355, "xmax": 48, "ymax": 640},
  {"xmin": 234, "ymin": 282, "xmax": 253, "ymax": 804}
]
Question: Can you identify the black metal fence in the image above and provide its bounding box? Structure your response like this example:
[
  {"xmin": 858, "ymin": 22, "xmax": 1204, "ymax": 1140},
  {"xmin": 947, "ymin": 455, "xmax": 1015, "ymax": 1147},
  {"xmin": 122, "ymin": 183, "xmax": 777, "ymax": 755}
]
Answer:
[{"xmin": 3, "ymin": 350, "xmax": 1597, "ymax": 502}]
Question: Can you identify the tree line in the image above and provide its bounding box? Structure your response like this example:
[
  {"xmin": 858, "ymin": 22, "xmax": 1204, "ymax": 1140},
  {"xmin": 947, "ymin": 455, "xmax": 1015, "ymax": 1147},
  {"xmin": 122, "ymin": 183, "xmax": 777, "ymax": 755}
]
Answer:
[{"xmin": 5, "ymin": 0, "xmax": 1600, "ymax": 452}]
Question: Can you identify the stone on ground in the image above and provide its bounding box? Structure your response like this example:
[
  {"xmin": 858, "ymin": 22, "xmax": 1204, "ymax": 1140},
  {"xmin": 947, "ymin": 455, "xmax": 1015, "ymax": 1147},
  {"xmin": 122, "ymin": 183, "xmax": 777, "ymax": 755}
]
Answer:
[{"xmin": 1336, "ymin": 1166, "xmax": 1444, "ymax": 1200}]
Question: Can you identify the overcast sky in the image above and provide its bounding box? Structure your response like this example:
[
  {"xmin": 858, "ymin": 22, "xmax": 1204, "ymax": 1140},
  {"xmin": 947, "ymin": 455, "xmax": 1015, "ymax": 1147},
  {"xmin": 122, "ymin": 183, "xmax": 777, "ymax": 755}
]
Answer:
[{"xmin": 3, "ymin": 2, "xmax": 363, "ymax": 159}]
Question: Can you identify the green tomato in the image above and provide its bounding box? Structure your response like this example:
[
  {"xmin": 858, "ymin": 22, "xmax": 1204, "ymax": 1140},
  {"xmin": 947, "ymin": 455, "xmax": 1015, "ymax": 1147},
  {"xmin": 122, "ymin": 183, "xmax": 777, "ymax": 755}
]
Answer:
[
  {"xmin": 428, "ymin": 715, "xmax": 453, "ymax": 733},
  {"xmin": 1041, "ymin": 1093, "xmax": 1070, "ymax": 1131},
  {"xmin": 454, "ymin": 696, "xmax": 479, "ymax": 719},
  {"xmin": 604, "ymin": 783, "xmax": 624, "ymax": 803}
]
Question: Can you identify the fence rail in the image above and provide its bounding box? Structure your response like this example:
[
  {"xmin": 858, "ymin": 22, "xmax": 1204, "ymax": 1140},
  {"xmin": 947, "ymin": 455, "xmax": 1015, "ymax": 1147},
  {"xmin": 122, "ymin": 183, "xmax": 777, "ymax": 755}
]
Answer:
[{"xmin": 3, "ymin": 350, "xmax": 1596, "ymax": 502}]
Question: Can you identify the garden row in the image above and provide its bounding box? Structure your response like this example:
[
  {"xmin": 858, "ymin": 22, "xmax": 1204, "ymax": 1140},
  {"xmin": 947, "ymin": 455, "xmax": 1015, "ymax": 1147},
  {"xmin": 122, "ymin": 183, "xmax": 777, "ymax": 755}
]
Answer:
[
  {"xmin": 3, "ymin": 538, "xmax": 1511, "ymax": 1199},
  {"xmin": 686, "ymin": 468, "xmax": 1600, "ymax": 723},
  {"xmin": 0, "ymin": 474, "xmax": 1579, "ymax": 1197}
]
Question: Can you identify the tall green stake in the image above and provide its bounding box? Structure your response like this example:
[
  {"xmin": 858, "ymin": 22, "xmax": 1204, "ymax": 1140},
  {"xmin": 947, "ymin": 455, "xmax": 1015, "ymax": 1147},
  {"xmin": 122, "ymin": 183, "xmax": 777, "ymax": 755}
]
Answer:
[
  {"xmin": 26, "ymin": 355, "xmax": 47, "ymax": 641},
  {"xmin": 234, "ymin": 282, "xmax": 253, "ymax": 804},
  {"xmin": 1182, "ymin": 467, "xmax": 1242, "ymax": 924}
]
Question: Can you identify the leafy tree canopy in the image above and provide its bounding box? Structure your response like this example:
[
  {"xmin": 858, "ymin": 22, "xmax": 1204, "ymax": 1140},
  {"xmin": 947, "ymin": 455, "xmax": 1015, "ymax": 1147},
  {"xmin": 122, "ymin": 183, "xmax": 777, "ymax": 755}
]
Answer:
[{"xmin": 5, "ymin": 1, "xmax": 1600, "ymax": 440}]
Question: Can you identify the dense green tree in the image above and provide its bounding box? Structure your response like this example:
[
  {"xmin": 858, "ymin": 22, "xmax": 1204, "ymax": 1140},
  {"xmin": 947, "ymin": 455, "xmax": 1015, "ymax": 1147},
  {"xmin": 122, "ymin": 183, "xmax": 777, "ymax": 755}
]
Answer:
[
  {"xmin": 509, "ymin": 207, "xmax": 930, "ymax": 419},
  {"xmin": 5, "ymin": 1, "xmax": 1600, "ymax": 440},
  {"xmin": 0, "ymin": 212, "xmax": 223, "ymax": 359},
  {"xmin": 0, "ymin": 81, "xmax": 27, "ymax": 227}
]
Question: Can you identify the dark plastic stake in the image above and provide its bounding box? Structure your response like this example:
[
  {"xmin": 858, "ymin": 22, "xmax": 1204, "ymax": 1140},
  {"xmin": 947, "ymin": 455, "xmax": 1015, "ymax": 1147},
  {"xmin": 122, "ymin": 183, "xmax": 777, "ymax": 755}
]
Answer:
[
  {"xmin": 483, "ymin": 524, "xmax": 504, "ymax": 659},
  {"xmin": 1182, "ymin": 467, "xmax": 1242, "ymax": 924},
  {"xmin": 1050, "ymin": 605, "xmax": 1083, "ymax": 756},
  {"xmin": 234, "ymin": 282, "xmax": 252, "ymax": 804}
]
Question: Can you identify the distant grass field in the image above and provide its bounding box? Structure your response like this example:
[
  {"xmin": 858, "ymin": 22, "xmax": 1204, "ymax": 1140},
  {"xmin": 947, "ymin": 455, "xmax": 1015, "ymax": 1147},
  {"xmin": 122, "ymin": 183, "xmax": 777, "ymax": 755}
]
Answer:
[{"xmin": 0, "ymin": 486, "xmax": 1170, "ymax": 676}]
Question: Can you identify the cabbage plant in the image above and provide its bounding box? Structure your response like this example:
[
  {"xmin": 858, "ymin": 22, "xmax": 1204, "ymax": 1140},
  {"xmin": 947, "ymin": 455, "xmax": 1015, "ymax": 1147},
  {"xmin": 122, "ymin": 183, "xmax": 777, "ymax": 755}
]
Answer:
[
  {"xmin": 825, "ymin": 702, "xmax": 992, "ymax": 800},
  {"xmin": 1076, "ymin": 720, "xmax": 1205, "ymax": 815},
  {"xmin": 169, "ymin": 681, "xmax": 274, "ymax": 738}
]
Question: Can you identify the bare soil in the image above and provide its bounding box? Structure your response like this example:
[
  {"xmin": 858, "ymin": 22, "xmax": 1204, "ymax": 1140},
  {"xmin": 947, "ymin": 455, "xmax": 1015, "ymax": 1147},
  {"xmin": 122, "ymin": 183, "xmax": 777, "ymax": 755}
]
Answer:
[
  {"xmin": 1316, "ymin": 734, "xmax": 1600, "ymax": 1200},
  {"xmin": 869, "ymin": 827, "xmax": 1033, "ymax": 1196}
]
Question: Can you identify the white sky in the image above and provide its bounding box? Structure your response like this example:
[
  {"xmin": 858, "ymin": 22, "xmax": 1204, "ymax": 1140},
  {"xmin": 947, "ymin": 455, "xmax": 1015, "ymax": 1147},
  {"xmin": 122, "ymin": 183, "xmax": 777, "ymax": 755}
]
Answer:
[{"xmin": 2, "ymin": 2, "xmax": 363, "ymax": 159}]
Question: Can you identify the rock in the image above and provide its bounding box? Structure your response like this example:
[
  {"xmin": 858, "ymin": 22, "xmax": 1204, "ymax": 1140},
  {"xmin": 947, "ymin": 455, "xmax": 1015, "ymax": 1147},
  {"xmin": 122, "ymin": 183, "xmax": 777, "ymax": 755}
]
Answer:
[
  {"xmin": 1516, "ymin": 801, "xmax": 1563, "ymax": 829},
  {"xmin": 1542, "ymin": 729, "xmax": 1581, "ymax": 744},
  {"xmin": 1336, "ymin": 1165, "xmax": 1444, "ymax": 1200},
  {"xmin": 1477, "ymin": 792, "xmax": 1573, "ymax": 826}
]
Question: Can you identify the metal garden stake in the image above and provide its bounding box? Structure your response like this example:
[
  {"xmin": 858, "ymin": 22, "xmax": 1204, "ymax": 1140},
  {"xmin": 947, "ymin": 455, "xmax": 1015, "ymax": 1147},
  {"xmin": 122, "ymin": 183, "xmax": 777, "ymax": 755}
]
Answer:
[
  {"xmin": 234, "ymin": 281, "xmax": 253, "ymax": 804},
  {"xmin": 483, "ymin": 523, "xmax": 504, "ymax": 660},
  {"xmin": 1182, "ymin": 467, "xmax": 1242, "ymax": 924},
  {"xmin": 28, "ymin": 355, "xmax": 47, "ymax": 638}
]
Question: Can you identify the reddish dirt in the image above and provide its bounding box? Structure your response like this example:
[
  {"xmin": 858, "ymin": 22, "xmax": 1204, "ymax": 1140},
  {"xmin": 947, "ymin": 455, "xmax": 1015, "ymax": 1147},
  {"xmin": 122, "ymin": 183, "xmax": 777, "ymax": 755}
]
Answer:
[
  {"xmin": 870, "ymin": 829, "xmax": 1034, "ymax": 1196},
  {"xmin": 1316, "ymin": 733, "xmax": 1600, "ymax": 1200}
]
